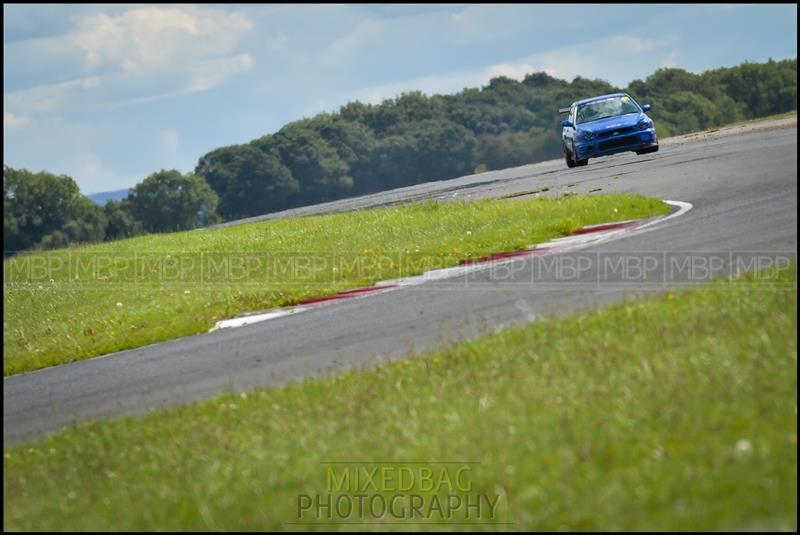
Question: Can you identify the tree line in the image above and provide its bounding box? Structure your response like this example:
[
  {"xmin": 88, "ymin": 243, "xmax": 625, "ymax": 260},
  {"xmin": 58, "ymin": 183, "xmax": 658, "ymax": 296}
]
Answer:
[
  {"xmin": 4, "ymin": 58, "xmax": 796, "ymax": 254},
  {"xmin": 4, "ymin": 168, "xmax": 217, "ymax": 254}
]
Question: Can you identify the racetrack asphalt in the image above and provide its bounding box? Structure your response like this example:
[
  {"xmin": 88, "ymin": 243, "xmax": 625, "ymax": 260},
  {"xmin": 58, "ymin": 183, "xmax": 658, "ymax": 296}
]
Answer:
[{"xmin": 4, "ymin": 124, "xmax": 797, "ymax": 446}]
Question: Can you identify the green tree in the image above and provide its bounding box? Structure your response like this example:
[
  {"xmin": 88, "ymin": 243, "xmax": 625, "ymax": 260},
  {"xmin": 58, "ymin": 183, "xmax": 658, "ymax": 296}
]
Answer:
[
  {"xmin": 3, "ymin": 166, "xmax": 107, "ymax": 254},
  {"xmin": 103, "ymin": 199, "xmax": 143, "ymax": 241},
  {"xmin": 369, "ymin": 133, "xmax": 420, "ymax": 189},
  {"xmin": 126, "ymin": 169, "xmax": 219, "ymax": 233},
  {"xmin": 194, "ymin": 145, "xmax": 245, "ymax": 203},
  {"xmin": 268, "ymin": 124, "xmax": 353, "ymax": 204},
  {"xmin": 196, "ymin": 143, "xmax": 299, "ymax": 220},
  {"xmin": 370, "ymin": 119, "xmax": 478, "ymax": 189},
  {"xmin": 400, "ymin": 119, "xmax": 478, "ymax": 182},
  {"xmin": 306, "ymin": 115, "xmax": 379, "ymax": 194},
  {"xmin": 715, "ymin": 59, "xmax": 797, "ymax": 118}
]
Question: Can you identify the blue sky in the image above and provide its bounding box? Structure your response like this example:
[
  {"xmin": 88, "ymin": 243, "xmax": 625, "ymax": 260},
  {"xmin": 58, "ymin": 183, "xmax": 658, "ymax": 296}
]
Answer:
[{"xmin": 3, "ymin": 4, "xmax": 797, "ymax": 194}]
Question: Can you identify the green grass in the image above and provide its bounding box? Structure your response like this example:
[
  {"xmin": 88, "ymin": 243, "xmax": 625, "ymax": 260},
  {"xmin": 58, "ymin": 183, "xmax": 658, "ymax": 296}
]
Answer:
[
  {"xmin": 4, "ymin": 265, "xmax": 796, "ymax": 531},
  {"xmin": 727, "ymin": 110, "xmax": 797, "ymax": 127},
  {"xmin": 3, "ymin": 194, "xmax": 668, "ymax": 376},
  {"xmin": 688, "ymin": 110, "xmax": 797, "ymax": 134},
  {"xmin": 656, "ymin": 110, "xmax": 796, "ymax": 139}
]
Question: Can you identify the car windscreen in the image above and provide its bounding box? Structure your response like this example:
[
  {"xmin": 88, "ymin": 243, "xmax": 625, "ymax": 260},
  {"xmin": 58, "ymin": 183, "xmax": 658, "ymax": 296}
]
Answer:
[{"xmin": 576, "ymin": 96, "xmax": 641, "ymax": 125}]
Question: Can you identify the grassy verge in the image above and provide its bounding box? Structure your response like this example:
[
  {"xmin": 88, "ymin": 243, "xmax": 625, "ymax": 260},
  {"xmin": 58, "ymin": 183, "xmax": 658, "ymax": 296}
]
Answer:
[
  {"xmin": 723, "ymin": 110, "xmax": 797, "ymax": 128},
  {"xmin": 4, "ymin": 265, "xmax": 796, "ymax": 531},
  {"xmin": 3, "ymin": 194, "xmax": 668, "ymax": 375},
  {"xmin": 656, "ymin": 110, "xmax": 796, "ymax": 140}
]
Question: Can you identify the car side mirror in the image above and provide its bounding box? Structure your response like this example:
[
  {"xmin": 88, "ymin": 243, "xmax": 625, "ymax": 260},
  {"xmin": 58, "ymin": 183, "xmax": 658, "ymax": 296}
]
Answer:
[
  {"xmin": 641, "ymin": 104, "xmax": 652, "ymax": 112},
  {"xmin": 561, "ymin": 119, "xmax": 574, "ymax": 128}
]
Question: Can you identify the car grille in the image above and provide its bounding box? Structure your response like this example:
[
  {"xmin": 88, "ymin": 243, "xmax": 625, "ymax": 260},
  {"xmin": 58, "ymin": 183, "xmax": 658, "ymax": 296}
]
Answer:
[
  {"xmin": 597, "ymin": 126, "xmax": 636, "ymax": 139},
  {"xmin": 599, "ymin": 135, "xmax": 640, "ymax": 150}
]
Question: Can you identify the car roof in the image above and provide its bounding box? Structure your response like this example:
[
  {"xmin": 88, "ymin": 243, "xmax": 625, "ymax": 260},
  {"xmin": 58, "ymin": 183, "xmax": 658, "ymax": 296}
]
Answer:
[{"xmin": 572, "ymin": 93, "xmax": 630, "ymax": 106}]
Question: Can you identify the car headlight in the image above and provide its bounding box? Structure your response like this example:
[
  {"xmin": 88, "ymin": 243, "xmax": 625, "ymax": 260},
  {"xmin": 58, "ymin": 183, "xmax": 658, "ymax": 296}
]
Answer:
[
  {"xmin": 580, "ymin": 130, "xmax": 595, "ymax": 141},
  {"xmin": 637, "ymin": 119, "xmax": 651, "ymax": 130}
]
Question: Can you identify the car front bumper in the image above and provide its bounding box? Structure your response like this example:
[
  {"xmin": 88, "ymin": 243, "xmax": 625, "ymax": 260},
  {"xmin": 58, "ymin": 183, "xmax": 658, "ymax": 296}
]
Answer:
[{"xmin": 575, "ymin": 128, "xmax": 658, "ymax": 159}]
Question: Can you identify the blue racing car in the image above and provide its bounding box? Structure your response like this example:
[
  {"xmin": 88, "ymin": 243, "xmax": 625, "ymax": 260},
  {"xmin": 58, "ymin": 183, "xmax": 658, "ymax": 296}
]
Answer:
[{"xmin": 559, "ymin": 92, "xmax": 658, "ymax": 168}]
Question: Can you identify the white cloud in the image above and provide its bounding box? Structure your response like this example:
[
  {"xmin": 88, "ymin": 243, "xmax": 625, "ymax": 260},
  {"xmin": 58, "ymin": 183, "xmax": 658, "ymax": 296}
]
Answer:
[
  {"xmin": 5, "ymin": 76, "xmax": 102, "ymax": 116},
  {"xmin": 4, "ymin": 111, "xmax": 30, "ymax": 130},
  {"xmin": 4, "ymin": 6, "xmax": 255, "ymax": 118},
  {"xmin": 74, "ymin": 6, "xmax": 253, "ymax": 74},
  {"xmin": 76, "ymin": 54, "xmax": 254, "ymax": 112}
]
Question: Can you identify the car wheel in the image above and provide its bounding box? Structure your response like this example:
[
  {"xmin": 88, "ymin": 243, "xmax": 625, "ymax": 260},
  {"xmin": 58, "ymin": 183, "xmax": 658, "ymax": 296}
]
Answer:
[
  {"xmin": 564, "ymin": 143, "xmax": 576, "ymax": 168},
  {"xmin": 571, "ymin": 142, "xmax": 588, "ymax": 167}
]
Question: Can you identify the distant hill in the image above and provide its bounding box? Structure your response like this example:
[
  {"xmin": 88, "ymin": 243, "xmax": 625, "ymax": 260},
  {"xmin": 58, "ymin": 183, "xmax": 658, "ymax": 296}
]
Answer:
[{"xmin": 88, "ymin": 188, "xmax": 130, "ymax": 206}]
